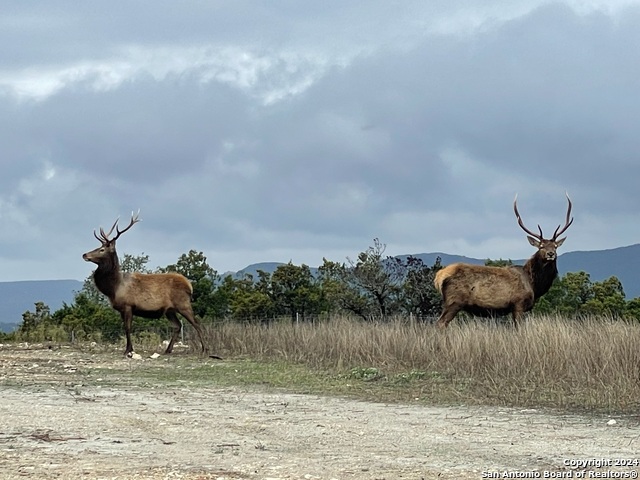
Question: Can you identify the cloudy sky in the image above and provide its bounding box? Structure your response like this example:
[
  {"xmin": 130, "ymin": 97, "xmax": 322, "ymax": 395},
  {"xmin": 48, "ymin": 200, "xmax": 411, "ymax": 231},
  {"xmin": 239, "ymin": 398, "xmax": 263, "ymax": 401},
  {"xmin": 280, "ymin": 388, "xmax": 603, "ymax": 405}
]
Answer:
[{"xmin": 1, "ymin": 1, "xmax": 640, "ymax": 282}]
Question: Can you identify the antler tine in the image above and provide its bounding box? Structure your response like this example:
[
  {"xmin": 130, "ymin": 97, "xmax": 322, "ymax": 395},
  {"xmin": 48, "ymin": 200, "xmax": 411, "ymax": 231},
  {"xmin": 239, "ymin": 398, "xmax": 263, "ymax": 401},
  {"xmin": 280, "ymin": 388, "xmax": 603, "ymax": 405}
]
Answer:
[
  {"xmin": 513, "ymin": 194, "xmax": 543, "ymax": 240},
  {"xmin": 93, "ymin": 217, "xmax": 120, "ymax": 244},
  {"xmin": 112, "ymin": 210, "xmax": 141, "ymax": 242},
  {"xmin": 104, "ymin": 217, "xmax": 120, "ymax": 239},
  {"xmin": 551, "ymin": 192, "xmax": 574, "ymax": 240}
]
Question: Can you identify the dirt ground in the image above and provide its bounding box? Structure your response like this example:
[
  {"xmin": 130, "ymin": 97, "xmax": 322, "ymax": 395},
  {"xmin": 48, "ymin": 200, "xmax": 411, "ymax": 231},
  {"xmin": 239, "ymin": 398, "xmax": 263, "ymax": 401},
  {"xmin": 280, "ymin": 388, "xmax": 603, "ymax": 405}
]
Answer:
[{"xmin": 0, "ymin": 345, "xmax": 639, "ymax": 480}]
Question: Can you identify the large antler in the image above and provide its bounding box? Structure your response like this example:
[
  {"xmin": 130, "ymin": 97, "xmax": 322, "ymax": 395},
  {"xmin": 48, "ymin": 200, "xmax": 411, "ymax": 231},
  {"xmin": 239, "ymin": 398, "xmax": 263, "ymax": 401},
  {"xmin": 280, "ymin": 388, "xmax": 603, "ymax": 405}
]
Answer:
[
  {"xmin": 513, "ymin": 193, "xmax": 573, "ymax": 241},
  {"xmin": 551, "ymin": 192, "xmax": 573, "ymax": 241},
  {"xmin": 93, "ymin": 210, "xmax": 141, "ymax": 244},
  {"xmin": 513, "ymin": 194, "xmax": 543, "ymax": 240}
]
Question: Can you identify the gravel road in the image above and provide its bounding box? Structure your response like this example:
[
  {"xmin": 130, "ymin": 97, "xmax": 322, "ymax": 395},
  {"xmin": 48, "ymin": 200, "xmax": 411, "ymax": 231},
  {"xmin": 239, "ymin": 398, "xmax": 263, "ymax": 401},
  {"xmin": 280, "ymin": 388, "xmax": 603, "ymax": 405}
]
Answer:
[{"xmin": 1, "ymin": 346, "xmax": 638, "ymax": 480}]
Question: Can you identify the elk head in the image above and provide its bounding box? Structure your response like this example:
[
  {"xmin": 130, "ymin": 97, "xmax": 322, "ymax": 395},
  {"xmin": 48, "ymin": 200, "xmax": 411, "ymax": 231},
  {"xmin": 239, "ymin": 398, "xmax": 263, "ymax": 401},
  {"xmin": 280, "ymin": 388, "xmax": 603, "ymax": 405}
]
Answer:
[
  {"xmin": 82, "ymin": 211, "xmax": 141, "ymax": 264},
  {"xmin": 513, "ymin": 193, "xmax": 573, "ymax": 263}
]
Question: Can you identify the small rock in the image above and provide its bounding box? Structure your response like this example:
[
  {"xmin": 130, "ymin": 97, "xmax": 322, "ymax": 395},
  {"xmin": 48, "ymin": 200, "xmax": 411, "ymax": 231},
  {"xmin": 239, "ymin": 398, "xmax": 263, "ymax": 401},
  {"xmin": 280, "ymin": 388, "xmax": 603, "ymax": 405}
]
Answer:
[{"xmin": 607, "ymin": 419, "xmax": 617, "ymax": 425}]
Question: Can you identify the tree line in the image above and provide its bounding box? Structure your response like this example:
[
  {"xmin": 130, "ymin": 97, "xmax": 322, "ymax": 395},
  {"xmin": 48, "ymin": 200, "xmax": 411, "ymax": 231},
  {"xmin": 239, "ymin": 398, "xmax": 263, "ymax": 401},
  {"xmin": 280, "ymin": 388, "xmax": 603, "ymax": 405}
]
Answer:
[{"xmin": 7, "ymin": 239, "xmax": 640, "ymax": 343}]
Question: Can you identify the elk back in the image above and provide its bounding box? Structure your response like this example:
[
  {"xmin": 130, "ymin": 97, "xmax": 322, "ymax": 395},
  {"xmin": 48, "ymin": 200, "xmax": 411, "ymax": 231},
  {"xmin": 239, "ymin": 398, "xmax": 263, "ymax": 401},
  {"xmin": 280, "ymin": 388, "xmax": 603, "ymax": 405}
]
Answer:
[{"xmin": 435, "ymin": 263, "xmax": 535, "ymax": 311}]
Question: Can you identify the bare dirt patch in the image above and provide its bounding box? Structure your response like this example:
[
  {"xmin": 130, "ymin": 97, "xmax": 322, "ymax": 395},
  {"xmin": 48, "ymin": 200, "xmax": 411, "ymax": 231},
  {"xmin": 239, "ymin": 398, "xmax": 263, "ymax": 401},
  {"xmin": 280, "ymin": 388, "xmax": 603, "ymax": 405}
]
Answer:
[{"xmin": 0, "ymin": 346, "xmax": 638, "ymax": 480}]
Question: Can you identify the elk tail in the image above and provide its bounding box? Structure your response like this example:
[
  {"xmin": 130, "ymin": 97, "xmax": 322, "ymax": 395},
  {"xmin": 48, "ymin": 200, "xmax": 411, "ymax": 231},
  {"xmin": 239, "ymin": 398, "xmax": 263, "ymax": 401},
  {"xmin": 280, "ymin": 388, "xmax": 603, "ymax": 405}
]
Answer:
[
  {"xmin": 433, "ymin": 269, "xmax": 447, "ymax": 294},
  {"xmin": 433, "ymin": 264, "xmax": 456, "ymax": 294}
]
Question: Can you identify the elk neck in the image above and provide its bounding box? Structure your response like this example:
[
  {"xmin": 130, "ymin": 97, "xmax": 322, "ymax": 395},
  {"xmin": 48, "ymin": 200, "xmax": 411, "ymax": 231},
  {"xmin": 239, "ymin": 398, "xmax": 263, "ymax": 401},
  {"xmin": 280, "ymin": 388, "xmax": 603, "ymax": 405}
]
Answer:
[
  {"xmin": 92, "ymin": 250, "xmax": 123, "ymax": 300},
  {"xmin": 523, "ymin": 252, "xmax": 558, "ymax": 300}
]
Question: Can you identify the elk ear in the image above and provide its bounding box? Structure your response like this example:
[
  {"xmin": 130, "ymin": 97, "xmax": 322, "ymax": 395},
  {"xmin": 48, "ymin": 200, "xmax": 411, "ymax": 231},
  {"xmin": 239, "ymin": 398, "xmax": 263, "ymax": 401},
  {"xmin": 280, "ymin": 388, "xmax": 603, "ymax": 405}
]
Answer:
[
  {"xmin": 555, "ymin": 237, "xmax": 567, "ymax": 248},
  {"xmin": 527, "ymin": 236, "xmax": 541, "ymax": 248}
]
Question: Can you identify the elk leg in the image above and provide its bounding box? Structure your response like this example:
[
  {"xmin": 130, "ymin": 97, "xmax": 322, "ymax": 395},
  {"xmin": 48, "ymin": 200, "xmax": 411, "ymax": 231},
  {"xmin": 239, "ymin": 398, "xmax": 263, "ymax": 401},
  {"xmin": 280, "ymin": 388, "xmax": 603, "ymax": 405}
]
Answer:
[
  {"xmin": 165, "ymin": 310, "xmax": 182, "ymax": 354},
  {"xmin": 511, "ymin": 307, "xmax": 523, "ymax": 329},
  {"xmin": 179, "ymin": 307, "xmax": 207, "ymax": 354},
  {"xmin": 122, "ymin": 308, "xmax": 134, "ymax": 355},
  {"xmin": 436, "ymin": 305, "xmax": 460, "ymax": 329}
]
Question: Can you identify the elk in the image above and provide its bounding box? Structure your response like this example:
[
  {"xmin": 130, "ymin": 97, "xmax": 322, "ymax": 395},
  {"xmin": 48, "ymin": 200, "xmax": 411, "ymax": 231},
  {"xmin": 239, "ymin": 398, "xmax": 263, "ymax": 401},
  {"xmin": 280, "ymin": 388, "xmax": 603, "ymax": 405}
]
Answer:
[
  {"xmin": 82, "ymin": 212, "xmax": 207, "ymax": 356},
  {"xmin": 434, "ymin": 194, "xmax": 573, "ymax": 328}
]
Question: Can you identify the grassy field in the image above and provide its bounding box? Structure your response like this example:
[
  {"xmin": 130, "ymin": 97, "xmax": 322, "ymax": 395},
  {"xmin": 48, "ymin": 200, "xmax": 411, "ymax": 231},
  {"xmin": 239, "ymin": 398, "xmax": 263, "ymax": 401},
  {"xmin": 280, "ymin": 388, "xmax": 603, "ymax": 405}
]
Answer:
[
  {"xmin": 192, "ymin": 315, "xmax": 640, "ymax": 413},
  {"xmin": 7, "ymin": 315, "xmax": 640, "ymax": 413}
]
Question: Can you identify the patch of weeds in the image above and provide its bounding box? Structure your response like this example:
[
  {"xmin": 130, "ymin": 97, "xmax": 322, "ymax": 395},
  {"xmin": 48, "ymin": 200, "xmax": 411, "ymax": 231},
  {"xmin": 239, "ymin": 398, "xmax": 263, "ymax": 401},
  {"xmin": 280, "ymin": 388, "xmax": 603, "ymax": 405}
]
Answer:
[
  {"xmin": 130, "ymin": 332, "xmax": 164, "ymax": 353},
  {"xmin": 347, "ymin": 367, "xmax": 385, "ymax": 382},
  {"xmin": 394, "ymin": 370, "xmax": 427, "ymax": 383}
]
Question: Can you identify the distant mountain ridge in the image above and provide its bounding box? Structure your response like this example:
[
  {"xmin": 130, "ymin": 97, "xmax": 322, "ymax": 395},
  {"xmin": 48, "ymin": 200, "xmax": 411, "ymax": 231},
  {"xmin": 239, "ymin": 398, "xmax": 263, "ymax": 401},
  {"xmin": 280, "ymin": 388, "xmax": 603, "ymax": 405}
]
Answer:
[
  {"xmin": 2, "ymin": 244, "xmax": 640, "ymax": 333},
  {"xmin": 226, "ymin": 245, "xmax": 640, "ymax": 300},
  {"xmin": 228, "ymin": 262, "xmax": 289, "ymax": 279},
  {"xmin": 0, "ymin": 280, "xmax": 83, "ymax": 333}
]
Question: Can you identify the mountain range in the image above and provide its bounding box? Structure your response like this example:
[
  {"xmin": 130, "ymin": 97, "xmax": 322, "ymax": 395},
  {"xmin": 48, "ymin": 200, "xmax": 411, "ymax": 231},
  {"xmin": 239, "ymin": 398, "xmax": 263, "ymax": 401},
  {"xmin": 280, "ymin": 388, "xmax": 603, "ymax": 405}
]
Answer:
[
  {"xmin": 0, "ymin": 280, "xmax": 83, "ymax": 334},
  {"xmin": 2, "ymin": 243, "xmax": 640, "ymax": 332}
]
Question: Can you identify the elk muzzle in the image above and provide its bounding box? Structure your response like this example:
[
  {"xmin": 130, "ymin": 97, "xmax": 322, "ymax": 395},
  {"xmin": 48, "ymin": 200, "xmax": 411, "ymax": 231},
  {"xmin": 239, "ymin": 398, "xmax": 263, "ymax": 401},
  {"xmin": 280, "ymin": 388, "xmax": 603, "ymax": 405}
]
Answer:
[{"xmin": 82, "ymin": 248, "xmax": 101, "ymax": 264}]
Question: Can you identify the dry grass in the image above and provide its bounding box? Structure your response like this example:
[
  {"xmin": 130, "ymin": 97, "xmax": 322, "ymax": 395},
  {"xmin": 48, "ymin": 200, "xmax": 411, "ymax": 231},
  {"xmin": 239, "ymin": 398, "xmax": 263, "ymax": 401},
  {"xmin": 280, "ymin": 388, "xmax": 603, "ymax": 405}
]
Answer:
[{"xmin": 199, "ymin": 315, "xmax": 640, "ymax": 412}]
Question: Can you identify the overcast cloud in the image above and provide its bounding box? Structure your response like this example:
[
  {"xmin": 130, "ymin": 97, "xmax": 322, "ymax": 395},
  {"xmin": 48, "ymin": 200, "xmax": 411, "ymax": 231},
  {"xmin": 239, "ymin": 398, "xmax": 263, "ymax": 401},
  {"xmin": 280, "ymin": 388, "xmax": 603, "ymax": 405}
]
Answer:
[{"xmin": 1, "ymin": 1, "xmax": 640, "ymax": 281}]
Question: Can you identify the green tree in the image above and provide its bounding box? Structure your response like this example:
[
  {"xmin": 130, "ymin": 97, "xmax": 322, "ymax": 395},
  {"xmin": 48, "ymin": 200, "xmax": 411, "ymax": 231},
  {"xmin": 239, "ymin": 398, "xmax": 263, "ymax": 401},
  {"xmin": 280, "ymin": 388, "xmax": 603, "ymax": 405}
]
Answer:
[
  {"xmin": 396, "ymin": 256, "xmax": 443, "ymax": 318},
  {"xmin": 17, "ymin": 302, "xmax": 52, "ymax": 340},
  {"xmin": 583, "ymin": 276, "xmax": 626, "ymax": 317},
  {"xmin": 316, "ymin": 258, "xmax": 345, "ymax": 314},
  {"xmin": 210, "ymin": 274, "xmax": 235, "ymax": 319},
  {"xmin": 160, "ymin": 250, "xmax": 213, "ymax": 279},
  {"xmin": 347, "ymin": 238, "xmax": 402, "ymax": 318},
  {"xmin": 228, "ymin": 272, "xmax": 275, "ymax": 321},
  {"xmin": 161, "ymin": 250, "xmax": 219, "ymax": 318},
  {"xmin": 485, "ymin": 258, "xmax": 513, "ymax": 267},
  {"xmin": 271, "ymin": 262, "xmax": 321, "ymax": 322},
  {"xmin": 17, "ymin": 302, "xmax": 69, "ymax": 343},
  {"xmin": 534, "ymin": 271, "xmax": 593, "ymax": 316},
  {"xmin": 121, "ymin": 252, "xmax": 151, "ymax": 273},
  {"xmin": 316, "ymin": 240, "xmax": 408, "ymax": 320},
  {"xmin": 563, "ymin": 271, "xmax": 593, "ymax": 311},
  {"xmin": 317, "ymin": 258, "xmax": 373, "ymax": 320},
  {"xmin": 533, "ymin": 272, "xmax": 629, "ymax": 318},
  {"xmin": 624, "ymin": 297, "xmax": 640, "ymax": 320},
  {"xmin": 53, "ymin": 292, "xmax": 121, "ymax": 342}
]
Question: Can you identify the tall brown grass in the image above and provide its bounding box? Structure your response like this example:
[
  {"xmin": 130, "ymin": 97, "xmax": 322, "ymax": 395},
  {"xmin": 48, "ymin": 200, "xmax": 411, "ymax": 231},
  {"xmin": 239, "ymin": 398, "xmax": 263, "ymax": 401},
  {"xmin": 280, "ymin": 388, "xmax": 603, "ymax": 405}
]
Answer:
[{"xmin": 201, "ymin": 315, "xmax": 640, "ymax": 412}]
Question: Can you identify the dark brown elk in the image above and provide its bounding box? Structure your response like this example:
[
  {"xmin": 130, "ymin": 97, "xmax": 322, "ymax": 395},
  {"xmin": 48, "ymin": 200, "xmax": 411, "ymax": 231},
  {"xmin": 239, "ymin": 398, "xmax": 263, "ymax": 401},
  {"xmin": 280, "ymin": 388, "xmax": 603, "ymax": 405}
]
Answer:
[
  {"xmin": 434, "ymin": 194, "xmax": 573, "ymax": 328},
  {"xmin": 82, "ymin": 212, "xmax": 207, "ymax": 356}
]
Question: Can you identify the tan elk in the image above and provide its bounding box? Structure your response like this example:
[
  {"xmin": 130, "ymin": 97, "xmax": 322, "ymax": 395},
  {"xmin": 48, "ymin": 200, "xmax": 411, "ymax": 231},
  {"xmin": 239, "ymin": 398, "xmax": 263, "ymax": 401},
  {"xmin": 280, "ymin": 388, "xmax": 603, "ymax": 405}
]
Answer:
[
  {"xmin": 434, "ymin": 194, "xmax": 573, "ymax": 328},
  {"xmin": 82, "ymin": 212, "xmax": 207, "ymax": 356}
]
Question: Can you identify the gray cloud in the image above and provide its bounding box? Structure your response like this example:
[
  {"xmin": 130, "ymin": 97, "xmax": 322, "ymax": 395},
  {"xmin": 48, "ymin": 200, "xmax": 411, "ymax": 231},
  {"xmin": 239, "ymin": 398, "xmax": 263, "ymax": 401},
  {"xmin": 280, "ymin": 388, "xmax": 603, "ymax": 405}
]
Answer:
[{"xmin": 1, "ymin": 1, "xmax": 639, "ymax": 281}]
